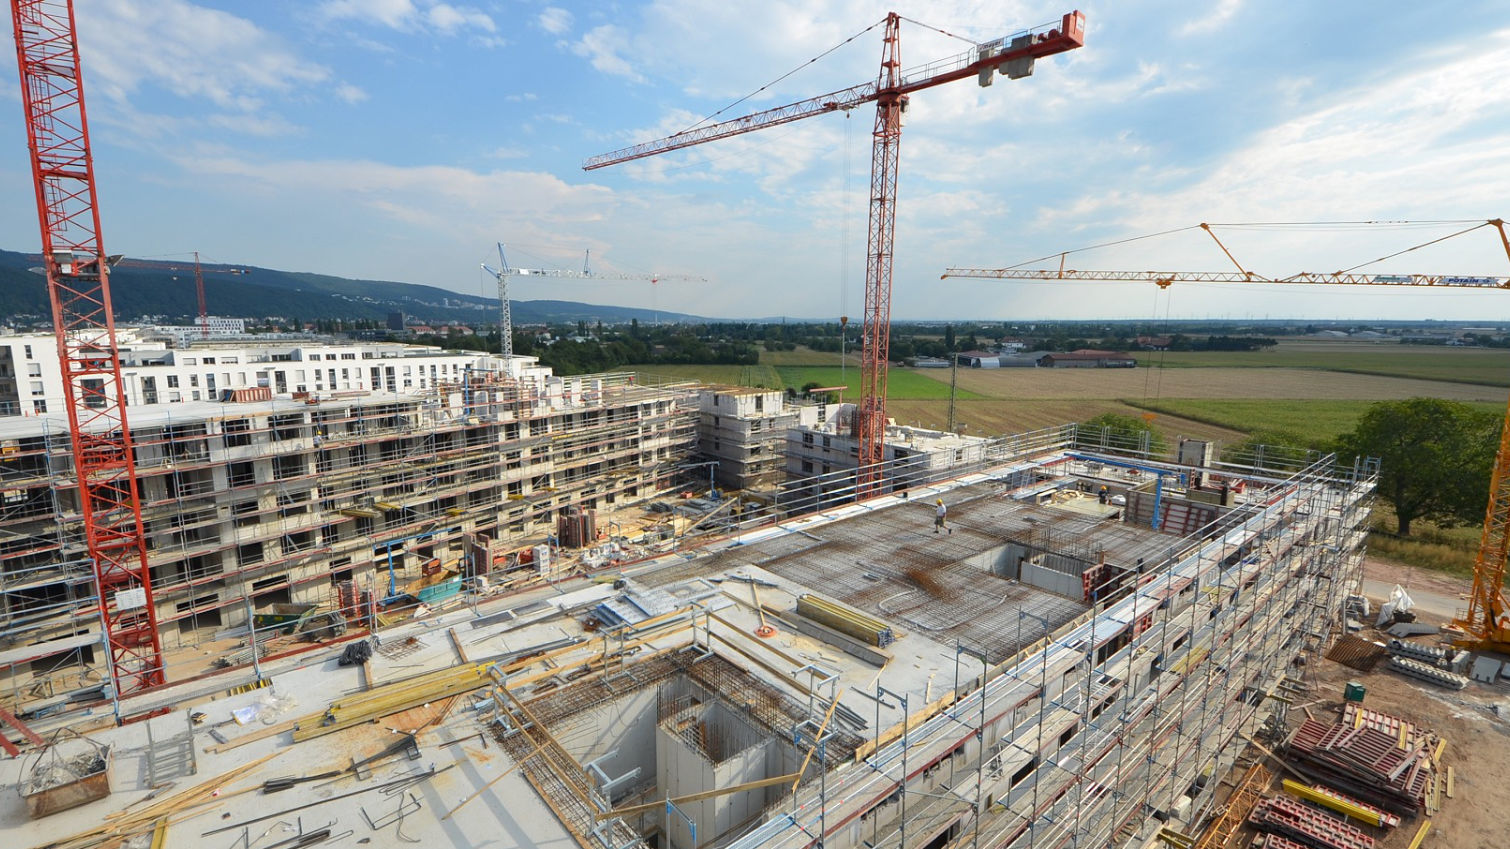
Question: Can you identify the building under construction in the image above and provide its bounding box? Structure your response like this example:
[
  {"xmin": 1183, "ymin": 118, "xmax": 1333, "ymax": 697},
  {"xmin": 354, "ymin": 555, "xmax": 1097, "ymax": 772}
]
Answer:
[
  {"xmin": 0, "ymin": 422, "xmax": 1379, "ymax": 849},
  {"xmin": 0, "ymin": 348, "xmax": 698, "ymax": 705}
]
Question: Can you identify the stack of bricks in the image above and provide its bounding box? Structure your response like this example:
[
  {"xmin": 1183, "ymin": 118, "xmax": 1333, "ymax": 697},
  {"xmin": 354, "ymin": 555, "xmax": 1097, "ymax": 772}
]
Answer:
[{"xmin": 1248, "ymin": 797, "xmax": 1375, "ymax": 849}]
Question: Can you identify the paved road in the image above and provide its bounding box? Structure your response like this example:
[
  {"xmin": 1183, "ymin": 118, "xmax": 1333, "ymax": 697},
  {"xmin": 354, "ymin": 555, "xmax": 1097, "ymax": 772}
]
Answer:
[{"xmin": 1361, "ymin": 578, "xmax": 1464, "ymax": 621}]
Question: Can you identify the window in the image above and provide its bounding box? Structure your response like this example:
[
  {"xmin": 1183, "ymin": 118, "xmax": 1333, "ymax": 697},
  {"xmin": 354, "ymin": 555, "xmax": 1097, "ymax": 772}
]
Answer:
[
  {"xmin": 26, "ymin": 363, "xmax": 40, "ymax": 377},
  {"xmin": 189, "ymin": 374, "xmax": 199, "ymax": 387},
  {"xmin": 224, "ymin": 418, "xmax": 251, "ymax": 446},
  {"xmin": 182, "ymin": 357, "xmax": 197, "ymax": 366},
  {"xmin": 23, "ymin": 344, "xmax": 32, "ymax": 359},
  {"xmin": 202, "ymin": 357, "xmax": 215, "ymax": 365},
  {"xmin": 30, "ymin": 381, "xmax": 44, "ymax": 396},
  {"xmin": 341, "ymin": 353, "xmax": 355, "ymax": 360},
  {"xmin": 32, "ymin": 400, "xmax": 46, "ymax": 413},
  {"xmin": 167, "ymin": 375, "xmax": 179, "ymax": 388}
]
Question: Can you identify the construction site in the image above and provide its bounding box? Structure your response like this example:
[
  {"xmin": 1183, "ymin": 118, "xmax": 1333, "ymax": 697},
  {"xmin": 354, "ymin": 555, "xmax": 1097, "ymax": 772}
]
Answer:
[{"xmin": 5, "ymin": 4, "xmax": 1510, "ymax": 849}]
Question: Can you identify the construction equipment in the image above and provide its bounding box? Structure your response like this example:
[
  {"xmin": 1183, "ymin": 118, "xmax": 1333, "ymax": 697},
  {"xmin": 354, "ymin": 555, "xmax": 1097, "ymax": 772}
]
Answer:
[
  {"xmin": 943, "ymin": 217, "xmax": 1510, "ymax": 653},
  {"xmin": 481, "ymin": 242, "xmax": 701, "ymax": 361},
  {"xmin": 11, "ymin": 0, "xmax": 165, "ymax": 696},
  {"xmin": 110, "ymin": 251, "xmax": 247, "ymax": 339},
  {"xmin": 585, "ymin": 11, "xmax": 1086, "ymax": 495}
]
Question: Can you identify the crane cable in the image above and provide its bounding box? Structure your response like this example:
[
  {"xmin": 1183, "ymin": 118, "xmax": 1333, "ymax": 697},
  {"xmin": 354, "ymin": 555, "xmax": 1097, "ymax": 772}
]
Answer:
[{"xmin": 680, "ymin": 19, "xmax": 886, "ymax": 136}]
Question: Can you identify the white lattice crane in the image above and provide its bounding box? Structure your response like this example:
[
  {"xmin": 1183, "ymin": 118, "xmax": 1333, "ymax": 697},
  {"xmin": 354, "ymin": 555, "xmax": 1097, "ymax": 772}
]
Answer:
[{"xmin": 481, "ymin": 242, "xmax": 701, "ymax": 359}]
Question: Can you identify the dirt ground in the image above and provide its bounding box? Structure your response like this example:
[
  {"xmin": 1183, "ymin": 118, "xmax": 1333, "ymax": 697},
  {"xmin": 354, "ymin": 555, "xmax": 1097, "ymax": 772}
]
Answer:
[{"xmin": 1221, "ymin": 566, "xmax": 1510, "ymax": 849}]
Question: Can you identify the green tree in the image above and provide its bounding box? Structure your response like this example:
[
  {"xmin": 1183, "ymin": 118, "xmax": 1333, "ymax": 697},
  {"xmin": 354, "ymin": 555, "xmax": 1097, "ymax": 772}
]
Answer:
[
  {"xmin": 1334, "ymin": 398, "xmax": 1498, "ymax": 535},
  {"xmin": 944, "ymin": 325, "xmax": 956, "ymax": 351},
  {"xmin": 1077, "ymin": 413, "xmax": 1168, "ymax": 454}
]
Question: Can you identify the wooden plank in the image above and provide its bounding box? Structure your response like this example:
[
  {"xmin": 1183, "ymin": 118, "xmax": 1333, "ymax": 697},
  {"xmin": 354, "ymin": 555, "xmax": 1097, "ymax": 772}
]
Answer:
[
  {"xmin": 448, "ymin": 627, "xmax": 470, "ymax": 663},
  {"xmin": 789, "ymin": 687, "xmax": 845, "ymax": 796}
]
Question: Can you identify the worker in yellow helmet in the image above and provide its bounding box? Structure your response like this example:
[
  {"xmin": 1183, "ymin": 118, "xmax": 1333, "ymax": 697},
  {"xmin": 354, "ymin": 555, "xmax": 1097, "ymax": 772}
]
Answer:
[{"xmin": 934, "ymin": 498, "xmax": 950, "ymax": 534}]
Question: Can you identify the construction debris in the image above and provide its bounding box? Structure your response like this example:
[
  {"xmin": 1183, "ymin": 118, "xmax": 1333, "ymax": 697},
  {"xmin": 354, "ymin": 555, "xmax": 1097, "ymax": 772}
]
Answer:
[{"xmin": 21, "ymin": 729, "xmax": 110, "ymax": 819}]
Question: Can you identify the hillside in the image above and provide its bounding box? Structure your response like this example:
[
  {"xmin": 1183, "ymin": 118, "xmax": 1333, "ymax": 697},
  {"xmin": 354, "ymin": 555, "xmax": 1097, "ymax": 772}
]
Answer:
[{"xmin": 0, "ymin": 249, "xmax": 705, "ymax": 325}]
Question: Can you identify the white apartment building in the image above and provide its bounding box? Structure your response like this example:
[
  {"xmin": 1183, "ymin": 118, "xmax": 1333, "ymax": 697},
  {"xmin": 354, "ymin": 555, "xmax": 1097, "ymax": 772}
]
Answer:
[{"xmin": 0, "ymin": 331, "xmax": 530, "ymax": 414}]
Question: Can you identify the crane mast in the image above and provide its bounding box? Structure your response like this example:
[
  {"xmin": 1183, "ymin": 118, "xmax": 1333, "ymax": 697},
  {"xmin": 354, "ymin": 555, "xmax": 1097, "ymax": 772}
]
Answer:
[
  {"xmin": 12, "ymin": 0, "xmax": 164, "ymax": 697},
  {"xmin": 587, "ymin": 11, "xmax": 1085, "ymax": 496}
]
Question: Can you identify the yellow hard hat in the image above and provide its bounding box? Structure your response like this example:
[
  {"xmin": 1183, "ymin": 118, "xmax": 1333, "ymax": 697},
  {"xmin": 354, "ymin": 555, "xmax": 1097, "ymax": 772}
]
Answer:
[{"xmin": 936, "ymin": 498, "xmax": 944, "ymax": 505}]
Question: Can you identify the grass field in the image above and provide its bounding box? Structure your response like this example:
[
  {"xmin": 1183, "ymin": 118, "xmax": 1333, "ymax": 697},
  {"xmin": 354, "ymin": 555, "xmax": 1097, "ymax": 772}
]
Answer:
[
  {"xmin": 758, "ymin": 346, "xmax": 846, "ymax": 366},
  {"xmin": 631, "ymin": 364, "xmax": 784, "ymax": 387}
]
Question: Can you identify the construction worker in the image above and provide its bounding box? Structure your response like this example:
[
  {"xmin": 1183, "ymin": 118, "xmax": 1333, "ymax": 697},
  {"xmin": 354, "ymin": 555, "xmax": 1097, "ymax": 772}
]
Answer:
[
  {"xmin": 934, "ymin": 498, "xmax": 950, "ymax": 534},
  {"xmin": 1098, "ymin": 485, "xmax": 1109, "ymax": 505}
]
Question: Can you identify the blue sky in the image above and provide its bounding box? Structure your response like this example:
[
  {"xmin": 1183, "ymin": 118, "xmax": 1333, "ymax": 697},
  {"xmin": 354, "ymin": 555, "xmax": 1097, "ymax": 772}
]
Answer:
[{"xmin": 1, "ymin": 1, "xmax": 1509, "ymax": 321}]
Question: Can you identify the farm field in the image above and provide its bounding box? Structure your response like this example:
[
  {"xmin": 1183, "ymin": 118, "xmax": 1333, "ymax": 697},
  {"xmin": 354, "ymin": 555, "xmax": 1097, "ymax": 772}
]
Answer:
[
  {"xmin": 773, "ymin": 366, "xmax": 986, "ymax": 400},
  {"xmin": 1144, "ymin": 339, "xmax": 1510, "ymax": 385},
  {"xmin": 631, "ymin": 364, "xmax": 784, "ymax": 386},
  {"xmin": 758, "ymin": 346, "xmax": 845, "ymax": 366},
  {"xmin": 1125, "ymin": 398, "xmax": 1505, "ymax": 443},
  {"xmin": 885, "ymin": 399, "xmax": 1246, "ymax": 444},
  {"xmin": 910, "ymin": 364, "xmax": 1505, "ymax": 402}
]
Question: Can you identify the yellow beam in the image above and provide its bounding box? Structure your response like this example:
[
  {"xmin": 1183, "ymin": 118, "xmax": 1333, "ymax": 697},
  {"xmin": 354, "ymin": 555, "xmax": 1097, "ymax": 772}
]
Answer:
[{"xmin": 1280, "ymin": 779, "xmax": 1386, "ymax": 827}]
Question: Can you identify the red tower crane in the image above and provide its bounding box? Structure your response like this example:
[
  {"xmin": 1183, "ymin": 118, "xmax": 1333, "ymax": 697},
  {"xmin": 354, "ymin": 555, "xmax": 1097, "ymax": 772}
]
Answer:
[
  {"xmin": 586, "ymin": 11, "xmax": 1086, "ymax": 494},
  {"xmin": 12, "ymin": 0, "xmax": 165, "ymax": 697},
  {"xmin": 110, "ymin": 251, "xmax": 248, "ymax": 339}
]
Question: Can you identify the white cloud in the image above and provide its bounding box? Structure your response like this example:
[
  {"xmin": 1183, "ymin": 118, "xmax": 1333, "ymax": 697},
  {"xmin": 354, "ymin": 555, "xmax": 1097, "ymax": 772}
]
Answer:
[
  {"xmin": 1180, "ymin": 0, "xmax": 1244, "ymax": 37},
  {"xmin": 538, "ymin": 7, "xmax": 573, "ymax": 36},
  {"xmin": 78, "ymin": 0, "xmax": 330, "ymax": 111},
  {"xmin": 504, "ymin": 92, "xmax": 539, "ymax": 103},
  {"xmin": 572, "ymin": 25, "xmax": 645, "ymax": 82},
  {"xmin": 334, "ymin": 83, "xmax": 369, "ymax": 104},
  {"xmin": 208, "ymin": 112, "xmax": 301, "ymax": 137},
  {"xmin": 317, "ymin": 0, "xmax": 496, "ymax": 37}
]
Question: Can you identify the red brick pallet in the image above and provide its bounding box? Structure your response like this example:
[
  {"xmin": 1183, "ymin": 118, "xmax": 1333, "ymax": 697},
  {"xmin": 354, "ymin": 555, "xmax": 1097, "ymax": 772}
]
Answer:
[{"xmin": 1248, "ymin": 796, "xmax": 1375, "ymax": 849}]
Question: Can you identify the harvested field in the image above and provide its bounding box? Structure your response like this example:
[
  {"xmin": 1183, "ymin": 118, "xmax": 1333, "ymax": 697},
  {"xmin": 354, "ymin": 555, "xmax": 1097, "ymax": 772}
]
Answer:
[
  {"xmin": 910, "ymin": 366, "xmax": 1507, "ymax": 402},
  {"xmin": 1149, "ymin": 340, "xmax": 1510, "ymax": 385},
  {"xmin": 885, "ymin": 398, "xmax": 1246, "ymax": 442}
]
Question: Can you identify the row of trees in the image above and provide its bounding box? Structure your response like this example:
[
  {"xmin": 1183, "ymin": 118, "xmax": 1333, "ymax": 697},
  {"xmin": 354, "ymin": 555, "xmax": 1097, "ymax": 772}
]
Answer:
[{"xmin": 1081, "ymin": 398, "xmax": 1500, "ymax": 537}]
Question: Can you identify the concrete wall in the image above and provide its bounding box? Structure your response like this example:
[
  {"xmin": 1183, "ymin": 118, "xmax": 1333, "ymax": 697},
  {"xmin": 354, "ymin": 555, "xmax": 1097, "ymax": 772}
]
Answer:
[{"xmin": 550, "ymin": 687, "xmax": 660, "ymax": 803}]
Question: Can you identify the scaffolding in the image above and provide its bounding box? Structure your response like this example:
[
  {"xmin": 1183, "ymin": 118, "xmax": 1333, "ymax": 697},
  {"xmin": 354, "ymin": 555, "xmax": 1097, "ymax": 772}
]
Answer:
[{"xmin": 703, "ymin": 450, "xmax": 1376, "ymax": 849}]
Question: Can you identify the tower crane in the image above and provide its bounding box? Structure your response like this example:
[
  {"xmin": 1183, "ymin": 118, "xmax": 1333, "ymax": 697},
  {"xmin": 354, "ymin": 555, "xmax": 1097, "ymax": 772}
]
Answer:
[
  {"xmin": 942, "ymin": 217, "xmax": 1510, "ymax": 653},
  {"xmin": 11, "ymin": 0, "xmax": 164, "ymax": 697},
  {"xmin": 481, "ymin": 242, "xmax": 701, "ymax": 361},
  {"xmin": 585, "ymin": 11, "xmax": 1086, "ymax": 494},
  {"xmin": 109, "ymin": 251, "xmax": 248, "ymax": 339}
]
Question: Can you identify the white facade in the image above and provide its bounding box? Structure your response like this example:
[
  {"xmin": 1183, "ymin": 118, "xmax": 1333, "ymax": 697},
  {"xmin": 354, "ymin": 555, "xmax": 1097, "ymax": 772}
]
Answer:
[{"xmin": 0, "ymin": 330, "xmax": 539, "ymax": 415}]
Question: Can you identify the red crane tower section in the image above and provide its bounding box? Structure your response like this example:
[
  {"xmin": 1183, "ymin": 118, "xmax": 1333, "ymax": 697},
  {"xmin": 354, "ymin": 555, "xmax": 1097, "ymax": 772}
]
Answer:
[
  {"xmin": 586, "ymin": 11, "xmax": 1085, "ymax": 494},
  {"xmin": 12, "ymin": 1, "xmax": 165, "ymax": 696}
]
